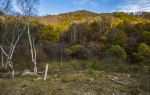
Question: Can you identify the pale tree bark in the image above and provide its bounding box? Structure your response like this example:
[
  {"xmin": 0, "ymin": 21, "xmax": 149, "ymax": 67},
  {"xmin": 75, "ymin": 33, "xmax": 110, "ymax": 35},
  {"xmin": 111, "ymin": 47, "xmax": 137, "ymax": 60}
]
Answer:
[
  {"xmin": 73, "ymin": 24, "xmax": 77, "ymax": 42},
  {"xmin": 0, "ymin": 45, "xmax": 14, "ymax": 78},
  {"xmin": 0, "ymin": 0, "xmax": 14, "ymax": 69},
  {"xmin": 17, "ymin": 0, "xmax": 39, "ymax": 75},
  {"xmin": 27, "ymin": 23, "xmax": 37, "ymax": 75},
  {"xmin": 60, "ymin": 35, "xmax": 63, "ymax": 72},
  {"xmin": 60, "ymin": 46, "xmax": 63, "ymax": 72},
  {"xmin": 0, "ymin": 0, "xmax": 39, "ymax": 78},
  {"xmin": 5, "ymin": 24, "xmax": 26, "ymax": 68},
  {"xmin": 0, "ymin": 23, "xmax": 26, "ymax": 78},
  {"xmin": 1, "ymin": 50, "xmax": 4, "ymax": 67},
  {"xmin": 1, "ymin": 24, "xmax": 7, "ymax": 68},
  {"xmin": 0, "ymin": 45, "xmax": 6, "ymax": 67},
  {"xmin": 0, "ymin": 19, "xmax": 7, "ymax": 68},
  {"xmin": 70, "ymin": 24, "xmax": 78, "ymax": 44}
]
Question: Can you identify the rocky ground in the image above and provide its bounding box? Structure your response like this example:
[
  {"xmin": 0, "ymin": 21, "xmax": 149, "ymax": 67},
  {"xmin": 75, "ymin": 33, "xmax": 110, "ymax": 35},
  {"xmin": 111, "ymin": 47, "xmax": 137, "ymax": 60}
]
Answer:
[{"xmin": 0, "ymin": 70, "xmax": 149, "ymax": 95}]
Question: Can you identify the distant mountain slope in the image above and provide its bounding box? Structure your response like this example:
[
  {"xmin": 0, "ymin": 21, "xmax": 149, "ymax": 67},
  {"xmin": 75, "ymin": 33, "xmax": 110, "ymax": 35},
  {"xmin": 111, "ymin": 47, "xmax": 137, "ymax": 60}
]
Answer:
[
  {"xmin": 59, "ymin": 10, "xmax": 99, "ymax": 16},
  {"xmin": 36, "ymin": 10, "xmax": 150, "ymax": 31},
  {"xmin": 37, "ymin": 10, "xmax": 150, "ymax": 24},
  {"xmin": 37, "ymin": 10, "xmax": 100, "ymax": 25}
]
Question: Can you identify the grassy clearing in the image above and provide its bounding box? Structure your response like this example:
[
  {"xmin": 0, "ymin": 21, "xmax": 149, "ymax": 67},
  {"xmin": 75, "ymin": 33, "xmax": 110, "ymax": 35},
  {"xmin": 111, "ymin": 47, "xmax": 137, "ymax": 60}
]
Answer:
[
  {"xmin": 0, "ymin": 70, "xmax": 149, "ymax": 95},
  {"xmin": 0, "ymin": 60, "xmax": 149, "ymax": 95}
]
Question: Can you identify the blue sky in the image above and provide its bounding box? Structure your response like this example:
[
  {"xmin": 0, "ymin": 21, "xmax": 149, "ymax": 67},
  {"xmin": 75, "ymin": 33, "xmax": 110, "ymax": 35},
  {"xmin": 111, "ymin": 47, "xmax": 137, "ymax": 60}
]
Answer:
[{"xmin": 38, "ymin": 0, "xmax": 150, "ymax": 15}]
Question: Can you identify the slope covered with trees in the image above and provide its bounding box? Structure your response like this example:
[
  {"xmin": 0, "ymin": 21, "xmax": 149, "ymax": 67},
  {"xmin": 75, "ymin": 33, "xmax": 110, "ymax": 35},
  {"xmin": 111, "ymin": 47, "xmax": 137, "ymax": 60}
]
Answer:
[
  {"xmin": 0, "ymin": 1, "xmax": 149, "ymax": 94},
  {"xmin": 0, "ymin": 10, "xmax": 150, "ymax": 68}
]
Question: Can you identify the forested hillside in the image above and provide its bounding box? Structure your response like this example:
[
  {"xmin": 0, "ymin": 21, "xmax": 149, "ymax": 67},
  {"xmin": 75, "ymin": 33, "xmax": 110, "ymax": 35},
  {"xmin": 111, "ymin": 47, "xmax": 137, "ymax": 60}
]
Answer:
[
  {"xmin": 1, "ymin": 10, "xmax": 150, "ymax": 65},
  {"xmin": 0, "ymin": 0, "xmax": 150, "ymax": 94}
]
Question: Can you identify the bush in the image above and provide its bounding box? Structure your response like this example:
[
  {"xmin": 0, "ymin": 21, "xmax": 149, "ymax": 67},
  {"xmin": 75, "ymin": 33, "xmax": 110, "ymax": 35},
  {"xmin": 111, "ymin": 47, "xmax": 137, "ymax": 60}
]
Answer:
[
  {"xmin": 109, "ymin": 45, "xmax": 127, "ymax": 63},
  {"xmin": 133, "ymin": 43, "xmax": 150, "ymax": 64},
  {"xmin": 64, "ymin": 48, "xmax": 72, "ymax": 59},
  {"xmin": 108, "ymin": 29, "xmax": 127, "ymax": 46},
  {"xmin": 86, "ymin": 60, "xmax": 99, "ymax": 70},
  {"xmin": 70, "ymin": 44, "xmax": 84, "ymax": 53},
  {"xmin": 141, "ymin": 31, "xmax": 150, "ymax": 44},
  {"xmin": 70, "ymin": 44, "xmax": 85, "ymax": 58}
]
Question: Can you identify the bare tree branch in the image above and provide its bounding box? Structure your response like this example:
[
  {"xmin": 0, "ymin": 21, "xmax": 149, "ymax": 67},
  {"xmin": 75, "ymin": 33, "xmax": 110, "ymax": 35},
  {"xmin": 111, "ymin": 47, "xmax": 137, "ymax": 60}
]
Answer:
[
  {"xmin": 17, "ymin": 0, "xmax": 39, "ymax": 16},
  {"xmin": 0, "ymin": 0, "xmax": 12, "ymax": 14}
]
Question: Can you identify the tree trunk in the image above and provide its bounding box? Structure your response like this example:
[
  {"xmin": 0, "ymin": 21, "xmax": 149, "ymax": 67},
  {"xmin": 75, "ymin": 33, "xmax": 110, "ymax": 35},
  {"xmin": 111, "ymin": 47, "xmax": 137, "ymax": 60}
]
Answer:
[
  {"xmin": 12, "ymin": 69, "xmax": 15, "ymax": 78},
  {"xmin": 1, "ymin": 51, "xmax": 4, "ymax": 68},
  {"xmin": 28, "ymin": 23, "xmax": 38, "ymax": 75},
  {"xmin": 34, "ymin": 64, "xmax": 37, "ymax": 75}
]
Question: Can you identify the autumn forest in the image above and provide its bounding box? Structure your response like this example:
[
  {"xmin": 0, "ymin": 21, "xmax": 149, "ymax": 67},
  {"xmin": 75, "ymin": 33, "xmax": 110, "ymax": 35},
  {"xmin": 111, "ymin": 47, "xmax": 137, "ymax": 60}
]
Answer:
[{"xmin": 0, "ymin": 0, "xmax": 150, "ymax": 95}]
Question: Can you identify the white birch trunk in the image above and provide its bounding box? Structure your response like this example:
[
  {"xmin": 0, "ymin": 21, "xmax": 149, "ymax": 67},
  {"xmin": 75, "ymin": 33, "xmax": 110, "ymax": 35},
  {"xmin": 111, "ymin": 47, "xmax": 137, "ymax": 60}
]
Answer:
[
  {"xmin": 0, "ymin": 24, "xmax": 25, "ymax": 78},
  {"xmin": 60, "ymin": 40, "xmax": 63, "ymax": 72},
  {"xmin": 1, "ymin": 50, "xmax": 4, "ymax": 67},
  {"xmin": 5, "ymin": 27, "xmax": 24, "ymax": 70},
  {"xmin": 34, "ymin": 63, "xmax": 37, "ymax": 75},
  {"xmin": 12, "ymin": 69, "xmax": 15, "ymax": 78},
  {"xmin": 27, "ymin": 23, "xmax": 38, "ymax": 75},
  {"xmin": 73, "ymin": 25, "xmax": 77, "ymax": 42}
]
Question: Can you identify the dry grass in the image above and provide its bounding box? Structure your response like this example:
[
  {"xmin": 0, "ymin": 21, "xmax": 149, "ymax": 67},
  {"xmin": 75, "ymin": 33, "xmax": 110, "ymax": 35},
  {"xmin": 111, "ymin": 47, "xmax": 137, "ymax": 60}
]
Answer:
[{"xmin": 0, "ymin": 69, "xmax": 149, "ymax": 95}]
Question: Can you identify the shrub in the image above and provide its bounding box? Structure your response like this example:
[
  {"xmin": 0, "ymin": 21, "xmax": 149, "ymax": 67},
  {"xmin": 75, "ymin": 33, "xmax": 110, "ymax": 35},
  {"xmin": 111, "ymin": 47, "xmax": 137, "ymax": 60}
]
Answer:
[
  {"xmin": 141, "ymin": 31, "xmax": 150, "ymax": 44},
  {"xmin": 70, "ymin": 44, "xmax": 84, "ymax": 53},
  {"xmin": 108, "ymin": 29, "xmax": 127, "ymax": 46},
  {"xmin": 133, "ymin": 43, "xmax": 150, "ymax": 64},
  {"xmin": 70, "ymin": 44, "xmax": 84, "ymax": 58},
  {"xmin": 86, "ymin": 60, "xmax": 99, "ymax": 70},
  {"xmin": 64, "ymin": 48, "xmax": 72, "ymax": 59},
  {"xmin": 109, "ymin": 45, "xmax": 127, "ymax": 63}
]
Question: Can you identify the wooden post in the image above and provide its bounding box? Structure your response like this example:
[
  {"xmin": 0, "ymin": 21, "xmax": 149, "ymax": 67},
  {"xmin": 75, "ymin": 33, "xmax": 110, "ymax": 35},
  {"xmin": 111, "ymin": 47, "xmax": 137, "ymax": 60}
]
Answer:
[{"xmin": 44, "ymin": 64, "xmax": 49, "ymax": 81}]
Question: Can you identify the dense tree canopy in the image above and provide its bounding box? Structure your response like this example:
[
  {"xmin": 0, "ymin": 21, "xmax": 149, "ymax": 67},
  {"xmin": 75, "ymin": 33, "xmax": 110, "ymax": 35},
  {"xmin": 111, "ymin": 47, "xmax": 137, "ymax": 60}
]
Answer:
[{"xmin": 0, "ymin": 11, "xmax": 150, "ymax": 66}]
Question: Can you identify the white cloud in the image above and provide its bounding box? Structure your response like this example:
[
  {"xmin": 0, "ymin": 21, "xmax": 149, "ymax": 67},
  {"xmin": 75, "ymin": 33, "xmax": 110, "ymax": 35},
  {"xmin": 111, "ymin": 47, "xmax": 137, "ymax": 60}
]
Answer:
[{"xmin": 117, "ymin": 0, "xmax": 150, "ymax": 12}]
